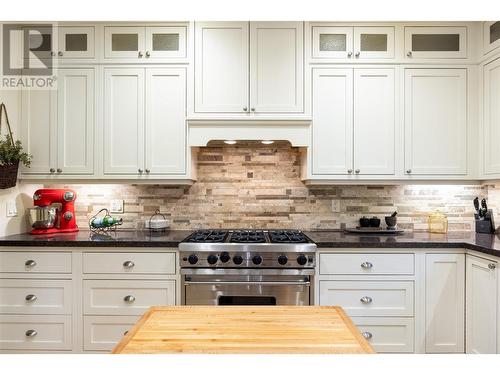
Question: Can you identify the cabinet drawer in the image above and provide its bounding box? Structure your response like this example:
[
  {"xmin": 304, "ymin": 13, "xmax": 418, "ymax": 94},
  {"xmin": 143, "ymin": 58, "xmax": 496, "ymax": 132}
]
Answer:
[
  {"xmin": 83, "ymin": 252, "xmax": 176, "ymax": 275},
  {"xmin": 0, "ymin": 252, "xmax": 72, "ymax": 274},
  {"xmin": 352, "ymin": 317, "xmax": 414, "ymax": 353},
  {"xmin": 319, "ymin": 253, "xmax": 414, "ymax": 275},
  {"xmin": 319, "ymin": 281, "xmax": 414, "ymax": 317},
  {"xmin": 83, "ymin": 280, "xmax": 176, "ymax": 315},
  {"xmin": 0, "ymin": 279, "xmax": 72, "ymax": 314},
  {"xmin": 84, "ymin": 316, "xmax": 139, "ymax": 351},
  {"xmin": 0, "ymin": 315, "xmax": 72, "ymax": 351}
]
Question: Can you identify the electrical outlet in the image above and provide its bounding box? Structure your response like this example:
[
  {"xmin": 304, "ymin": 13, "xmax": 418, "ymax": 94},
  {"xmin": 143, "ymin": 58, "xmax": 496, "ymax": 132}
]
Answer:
[
  {"xmin": 110, "ymin": 199, "xmax": 124, "ymax": 213},
  {"xmin": 331, "ymin": 199, "xmax": 341, "ymax": 213},
  {"xmin": 6, "ymin": 201, "xmax": 18, "ymax": 217}
]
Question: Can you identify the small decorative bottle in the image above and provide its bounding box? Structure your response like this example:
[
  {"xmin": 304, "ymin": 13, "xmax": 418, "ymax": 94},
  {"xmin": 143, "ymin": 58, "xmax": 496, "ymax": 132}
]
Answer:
[{"xmin": 428, "ymin": 211, "xmax": 448, "ymax": 234}]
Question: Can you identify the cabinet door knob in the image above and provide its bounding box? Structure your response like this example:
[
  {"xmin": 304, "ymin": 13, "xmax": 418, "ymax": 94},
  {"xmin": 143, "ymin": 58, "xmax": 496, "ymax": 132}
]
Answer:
[
  {"xmin": 49, "ymin": 168, "xmax": 55, "ymax": 173},
  {"xmin": 355, "ymin": 51, "xmax": 360, "ymax": 57},
  {"xmin": 362, "ymin": 331, "xmax": 373, "ymax": 340},
  {"xmin": 124, "ymin": 295, "xmax": 136, "ymax": 303},
  {"xmin": 123, "ymin": 261, "xmax": 135, "ymax": 269},
  {"xmin": 243, "ymin": 107, "xmax": 248, "ymax": 112},
  {"xmin": 250, "ymin": 108, "xmax": 255, "ymax": 112},
  {"xmin": 138, "ymin": 169, "xmax": 143, "ymax": 173},
  {"xmin": 123, "ymin": 330, "xmax": 129, "ymax": 336},
  {"xmin": 50, "ymin": 51, "xmax": 56, "ymax": 57},
  {"xmin": 488, "ymin": 263, "xmax": 496, "ymax": 270},
  {"xmin": 347, "ymin": 52, "xmax": 353, "ymax": 58},
  {"xmin": 355, "ymin": 169, "xmax": 360, "ymax": 174},
  {"xmin": 361, "ymin": 261, "xmax": 373, "ymax": 269},
  {"xmin": 145, "ymin": 51, "xmax": 151, "ymax": 58},
  {"xmin": 25, "ymin": 259, "xmax": 37, "ymax": 267},
  {"xmin": 25, "ymin": 329, "xmax": 37, "ymax": 337},
  {"xmin": 145, "ymin": 169, "xmax": 150, "ymax": 174},
  {"xmin": 138, "ymin": 51, "xmax": 144, "ymax": 58},
  {"xmin": 406, "ymin": 169, "xmax": 412, "ymax": 174},
  {"xmin": 25, "ymin": 294, "xmax": 37, "ymax": 302},
  {"xmin": 407, "ymin": 51, "xmax": 412, "ymax": 57},
  {"xmin": 360, "ymin": 296, "xmax": 373, "ymax": 304},
  {"xmin": 58, "ymin": 51, "xmax": 63, "ymax": 57},
  {"xmin": 56, "ymin": 168, "xmax": 62, "ymax": 173},
  {"xmin": 347, "ymin": 169, "xmax": 353, "ymax": 174}
]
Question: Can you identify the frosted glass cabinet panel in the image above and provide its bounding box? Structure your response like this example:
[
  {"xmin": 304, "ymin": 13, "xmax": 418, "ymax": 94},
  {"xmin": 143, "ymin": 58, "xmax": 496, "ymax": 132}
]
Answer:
[
  {"xmin": 145, "ymin": 27, "xmax": 187, "ymax": 58},
  {"xmin": 312, "ymin": 27, "xmax": 353, "ymax": 59},
  {"xmin": 484, "ymin": 22, "xmax": 500, "ymax": 54},
  {"xmin": 105, "ymin": 27, "xmax": 145, "ymax": 58},
  {"xmin": 354, "ymin": 27, "xmax": 394, "ymax": 59},
  {"xmin": 405, "ymin": 27, "xmax": 467, "ymax": 58},
  {"xmin": 58, "ymin": 26, "xmax": 94, "ymax": 58}
]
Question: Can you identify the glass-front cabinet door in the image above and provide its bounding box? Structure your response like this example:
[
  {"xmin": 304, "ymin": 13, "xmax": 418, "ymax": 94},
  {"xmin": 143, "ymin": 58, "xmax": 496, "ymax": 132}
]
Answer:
[
  {"xmin": 353, "ymin": 27, "xmax": 394, "ymax": 59},
  {"xmin": 145, "ymin": 27, "xmax": 186, "ymax": 58},
  {"xmin": 104, "ymin": 27, "xmax": 146, "ymax": 59},
  {"xmin": 312, "ymin": 27, "xmax": 353, "ymax": 59},
  {"xmin": 58, "ymin": 26, "xmax": 94, "ymax": 59},
  {"xmin": 405, "ymin": 26, "xmax": 467, "ymax": 59},
  {"xmin": 484, "ymin": 22, "xmax": 500, "ymax": 54}
]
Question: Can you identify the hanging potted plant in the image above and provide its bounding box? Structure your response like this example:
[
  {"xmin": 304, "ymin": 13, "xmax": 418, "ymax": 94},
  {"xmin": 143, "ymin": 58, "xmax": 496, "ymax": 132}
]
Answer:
[{"xmin": 0, "ymin": 103, "xmax": 32, "ymax": 189}]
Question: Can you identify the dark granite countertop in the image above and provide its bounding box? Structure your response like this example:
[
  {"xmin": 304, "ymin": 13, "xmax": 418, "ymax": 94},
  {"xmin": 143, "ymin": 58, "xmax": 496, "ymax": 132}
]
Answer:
[{"xmin": 1, "ymin": 230, "xmax": 500, "ymax": 258}]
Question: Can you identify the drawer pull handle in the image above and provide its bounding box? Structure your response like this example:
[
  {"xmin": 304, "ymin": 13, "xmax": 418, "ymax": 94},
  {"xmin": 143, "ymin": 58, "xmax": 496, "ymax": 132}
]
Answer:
[
  {"xmin": 124, "ymin": 295, "xmax": 136, "ymax": 303},
  {"xmin": 25, "ymin": 329, "xmax": 37, "ymax": 338},
  {"xmin": 25, "ymin": 260, "xmax": 37, "ymax": 267},
  {"xmin": 360, "ymin": 262, "xmax": 373, "ymax": 269},
  {"xmin": 123, "ymin": 261, "xmax": 135, "ymax": 269},
  {"xmin": 360, "ymin": 296, "xmax": 373, "ymax": 304},
  {"xmin": 488, "ymin": 263, "xmax": 496, "ymax": 270},
  {"xmin": 25, "ymin": 294, "xmax": 37, "ymax": 302},
  {"xmin": 362, "ymin": 331, "xmax": 373, "ymax": 340},
  {"xmin": 124, "ymin": 330, "xmax": 129, "ymax": 336}
]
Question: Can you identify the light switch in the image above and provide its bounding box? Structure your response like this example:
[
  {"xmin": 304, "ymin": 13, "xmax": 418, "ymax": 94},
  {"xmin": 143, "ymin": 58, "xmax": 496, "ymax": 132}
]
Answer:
[
  {"xmin": 110, "ymin": 199, "xmax": 124, "ymax": 213},
  {"xmin": 6, "ymin": 201, "xmax": 18, "ymax": 217}
]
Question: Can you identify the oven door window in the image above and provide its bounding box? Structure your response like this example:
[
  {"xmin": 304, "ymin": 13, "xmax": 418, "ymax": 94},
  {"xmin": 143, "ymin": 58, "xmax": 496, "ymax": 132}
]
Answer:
[{"xmin": 218, "ymin": 296, "xmax": 277, "ymax": 305}]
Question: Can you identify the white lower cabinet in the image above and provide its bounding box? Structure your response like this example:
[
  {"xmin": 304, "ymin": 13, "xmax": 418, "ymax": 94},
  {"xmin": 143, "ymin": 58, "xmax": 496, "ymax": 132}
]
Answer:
[
  {"xmin": 84, "ymin": 316, "xmax": 139, "ymax": 351},
  {"xmin": 424, "ymin": 253, "xmax": 465, "ymax": 353},
  {"xmin": 466, "ymin": 254, "xmax": 498, "ymax": 354},
  {"xmin": 351, "ymin": 317, "xmax": 414, "ymax": 353}
]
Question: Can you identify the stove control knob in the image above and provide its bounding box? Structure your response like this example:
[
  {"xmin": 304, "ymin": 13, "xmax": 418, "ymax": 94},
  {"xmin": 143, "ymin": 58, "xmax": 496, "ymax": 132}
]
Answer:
[
  {"xmin": 207, "ymin": 254, "xmax": 218, "ymax": 265},
  {"xmin": 220, "ymin": 252, "xmax": 231, "ymax": 263},
  {"xmin": 233, "ymin": 255, "xmax": 244, "ymax": 265},
  {"xmin": 187, "ymin": 254, "xmax": 198, "ymax": 265},
  {"xmin": 252, "ymin": 255, "xmax": 263, "ymax": 265},
  {"xmin": 297, "ymin": 254, "xmax": 308, "ymax": 266},
  {"xmin": 277, "ymin": 255, "xmax": 288, "ymax": 265}
]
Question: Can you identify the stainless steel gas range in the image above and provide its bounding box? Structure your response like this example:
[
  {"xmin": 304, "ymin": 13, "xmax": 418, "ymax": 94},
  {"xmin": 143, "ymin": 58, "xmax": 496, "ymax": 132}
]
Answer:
[{"xmin": 179, "ymin": 230, "xmax": 317, "ymax": 306}]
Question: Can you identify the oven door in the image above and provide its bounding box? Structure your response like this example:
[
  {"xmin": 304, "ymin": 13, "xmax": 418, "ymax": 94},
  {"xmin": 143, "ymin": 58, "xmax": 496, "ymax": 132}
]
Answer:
[{"xmin": 181, "ymin": 269, "xmax": 313, "ymax": 306}]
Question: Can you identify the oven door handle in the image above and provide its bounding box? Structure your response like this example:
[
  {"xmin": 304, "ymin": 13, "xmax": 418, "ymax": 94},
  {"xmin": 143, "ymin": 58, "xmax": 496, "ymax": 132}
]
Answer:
[{"xmin": 183, "ymin": 281, "xmax": 311, "ymax": 286}]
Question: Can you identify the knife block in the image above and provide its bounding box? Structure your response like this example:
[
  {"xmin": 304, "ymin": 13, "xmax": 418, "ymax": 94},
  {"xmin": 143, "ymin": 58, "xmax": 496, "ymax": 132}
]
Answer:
[{"xmin": 475, "ymin": 210, "xmax": 496, "ymax": 234}]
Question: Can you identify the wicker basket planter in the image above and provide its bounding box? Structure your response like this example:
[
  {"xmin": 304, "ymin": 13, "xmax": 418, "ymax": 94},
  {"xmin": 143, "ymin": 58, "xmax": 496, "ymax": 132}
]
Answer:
[{"xmin": 0, "ymin": 160, "xmax": 19, "ymax": 189}]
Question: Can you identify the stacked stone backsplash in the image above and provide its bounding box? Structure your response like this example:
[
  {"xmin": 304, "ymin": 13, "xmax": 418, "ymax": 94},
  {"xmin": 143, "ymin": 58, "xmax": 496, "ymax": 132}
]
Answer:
[{"xmin": 47, "ymin": 144, "xmax": 491, "ymax": 232}]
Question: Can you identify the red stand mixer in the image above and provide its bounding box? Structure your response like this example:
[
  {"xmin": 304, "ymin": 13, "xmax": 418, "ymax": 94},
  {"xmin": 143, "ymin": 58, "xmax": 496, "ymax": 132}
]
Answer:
[{"xmin": 28, "ymin": 189, "xmax": 79, "ymax": 234}]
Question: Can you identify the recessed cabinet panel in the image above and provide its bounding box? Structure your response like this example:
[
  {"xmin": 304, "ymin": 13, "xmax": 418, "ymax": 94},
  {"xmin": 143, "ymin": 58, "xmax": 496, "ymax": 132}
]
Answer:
[
  {"xmin": 354, "ymin": 27, "xmax": 395, "ymax": 59},
  {"xmin": 57, "ymin": 69, "xmax": 94, "ymax": 174},
  {"xmin": 353, "ymin": 69, "xmax": 395, "ymax": 175},
  {"xmin": 404, "ymin": 69, "xmax": 467, "ymax": 175},
  {"xmin": 58, "ymin": 26, "xmax": 94, "ymax": 59},
  {"xmin": 145, "ymin": 27, "xmax": 186, "ymax": 58},
  {"xmin": 103, "ymin": 69, "xmax": 145, "ymax": 174},
  {"xmin": 104, "ymin": 27, "xmax": 145, "ymax": 59},
  {"xmin": 145, "ymin": 68, "xmax": 186, "ymax": 174},
  {"xmin": 405, "ymin": 27, "xmax": 467, "ymax": 59},
  {"xmin": 312, "ymin": 26, "xmax": 353, "ymax": 59},
  {"xmin": 484, "ymin": 22, "xmax": 500, "ymax": 54},
  {"xmin": 194, "ymin": 22, "xmax": 249, "ymax": 113},
  {"xmin": 312, "ymin": 69, "xmax": 353, "ymax": 175},
  {"xmin": 483, "ymin": 58, "xmax": 500, "ymax": 175},
  {"xmin": 250, "ymin": 22, "xmax": 303, "ymax": 113}
]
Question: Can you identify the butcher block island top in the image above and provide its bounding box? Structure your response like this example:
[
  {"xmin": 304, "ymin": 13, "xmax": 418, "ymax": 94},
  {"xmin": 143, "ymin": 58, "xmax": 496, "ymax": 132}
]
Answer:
[{"xmin": 112, "ymin": 306, "xmax": 374, "ymax": 354}]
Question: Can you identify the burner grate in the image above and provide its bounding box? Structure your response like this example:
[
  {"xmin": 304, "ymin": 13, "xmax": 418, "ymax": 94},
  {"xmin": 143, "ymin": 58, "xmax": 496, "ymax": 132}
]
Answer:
[
  {"xmin": 229, "ymin": 230, "xmax": 266, "ymax": 243},
  {"xmin": 185, "ymin": 230, "xmax": 228, "ymax": 243},
  {"xmin": 268, "ymin": 230, "xmax": 309, "ymax": 243}
]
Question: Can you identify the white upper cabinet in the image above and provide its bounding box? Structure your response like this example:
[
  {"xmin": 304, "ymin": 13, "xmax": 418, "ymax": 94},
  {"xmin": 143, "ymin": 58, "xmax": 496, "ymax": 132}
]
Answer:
[
  {"xmin": 250, "ymin": 22, "xmax": 304, "ymax": 113},
  {"xmin": 312, "ymin": 68, "xmax": 395, "ymax": 176},
  {"xmin": 21, "ymin": 68, "xmax": 95, "ymax": 176},
  {"xmin": 104, "ymin": 67, "xmax": 187, "ymax": 177},
  {"xmin": 312, "ymin": 69, "xmax": 353, "ymax": 175},
  {"xmin": 104, "ymin": 26, "xmax": 186, "ymax": 60},
  {"xmin": 483, "ymin": 22, "xmax": 500, "ymax": 54},
  {"xmin": 404, "ymin": 68, "xmax": 467, "ymax": 176},
  {"xmin": 466, "ymin": 255, "xmax": 498, "ymax": 354},
  {"xmin": 194, "ymin": 22, "xmax": 249, "ymax": 113},
  {"xmin": 312, "ymin": 26, "xmax": 394, "ymax": 60},
  {"xmin": 194, "ymin": 21, "xmax": 304, "ymax": 116},
  {"xmin": 104, "ymin": 68, "xmax": 145, "ymax": 174},
  {"xmin": 483, "ymin": 58, "xmax": 500, "ymax": 175},
  {"xmin": 353, "ymin": 69, "xmax": 395, "ymax": 175},
  {"xmin": 404, "ymin": 26, "xmax": 467, "ymax": 59},
  {"xmin": 425, "ymin": 253, "xmax": 465, "ymax": 353},
  {"xmin": 56, "ymin": 69, "xmax": 94, "ymax": 174},
  {"xmin": 57, "ymin": 26, "xmax": 95, "ymax": 59}
]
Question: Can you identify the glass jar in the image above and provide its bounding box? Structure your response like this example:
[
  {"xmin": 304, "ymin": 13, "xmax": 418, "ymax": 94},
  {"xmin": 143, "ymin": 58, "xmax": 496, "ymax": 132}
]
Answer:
[{"xmin": 428, "ymin": 211, "xmax": 448, "ymax": 234}]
